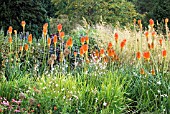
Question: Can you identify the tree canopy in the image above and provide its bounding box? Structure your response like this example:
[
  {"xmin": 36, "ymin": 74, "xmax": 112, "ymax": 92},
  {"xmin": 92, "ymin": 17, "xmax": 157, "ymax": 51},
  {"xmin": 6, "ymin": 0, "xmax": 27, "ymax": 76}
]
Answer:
[
  {"xmin": 0, "ymin": 0, "xmax": 55, "ymax": 37},
  {"xmin": 52, "ymin": 0, "xmax": 139, "ymax": 26}
]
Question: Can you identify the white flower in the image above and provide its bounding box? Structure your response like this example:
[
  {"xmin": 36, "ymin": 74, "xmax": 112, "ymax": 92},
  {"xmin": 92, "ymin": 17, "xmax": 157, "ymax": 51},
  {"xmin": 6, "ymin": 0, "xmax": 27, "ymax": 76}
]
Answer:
[
  {"xmin": 103, "ymin": 101, "xmax": 107, "ymax": 106},
  {"xmin": 157, "ymin": 81, "xmax": 161, "ymax": 85},
  {"xmin": 61, "ymin": 88, "xmax": 65, "ymax": 91},
  {"xmin": 63, "ymin": 96, "xmax": 66, "ymax": 99},
  {"xmin": 55, "ymin": 84, "xmax": 59, "ymax": 87},
  {"xmin": 157, "ymin": 90, "xmax": 161, "ymax": 93}
]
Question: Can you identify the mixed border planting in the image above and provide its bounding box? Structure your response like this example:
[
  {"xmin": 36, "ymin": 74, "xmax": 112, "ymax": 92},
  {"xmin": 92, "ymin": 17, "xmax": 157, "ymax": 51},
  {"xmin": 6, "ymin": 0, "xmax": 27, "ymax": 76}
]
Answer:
[{"xmin": 0, "ymin": 19, "xmax": 169, "ymax": 113}]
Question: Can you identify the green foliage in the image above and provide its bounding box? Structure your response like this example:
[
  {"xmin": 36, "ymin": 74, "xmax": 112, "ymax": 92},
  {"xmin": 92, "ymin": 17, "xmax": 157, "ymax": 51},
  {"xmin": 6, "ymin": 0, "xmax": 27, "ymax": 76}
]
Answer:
[
  {"xmin": 0, "ymin": 0, "xmax": 55, "ymax": 37},
  {"xmin": 130, "ymin": 0, "xmax": 170, "ymax": 28},
  {"xmin": 0, "ymin": 71, "xmax": 130, "ymax": 113},
  {"xmin": 52, "ymin": 0, "xmax": 140, "ymax": 32}
]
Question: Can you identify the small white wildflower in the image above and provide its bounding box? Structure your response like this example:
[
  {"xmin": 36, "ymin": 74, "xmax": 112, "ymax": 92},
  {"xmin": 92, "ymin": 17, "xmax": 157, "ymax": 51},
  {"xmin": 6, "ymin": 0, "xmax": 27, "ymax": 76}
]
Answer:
[
  {"xmin": 63, "ymin": 96, "xmax": 66, "ymax": 99},
  {"xmin": 157, "ymin": 81, "xmax": 161, "ymax": 85},
  {"xmin": 72, "ymin": 95, "xmax": 78, "ymax": 100},
  {"xmin": 55, "ymin": 84, "xmax": 58, "ymax": 87},
  {"xmin": 61, "ymin": 88, "xmax": 65, "ymax": 91},
  {"xmin": 95, "ymin": 98, "xmax": 98, "ymax": 103},
  {"xmin": 69, "ymin": 91, "xmax": 73, "ymax": 94},
  {"xmin": 103, "ymin": 101, "xmax": 107, "ymax": 106},
  {"xmin": 157, "ymin": 90, "xmax": 161, "ymax": 93},
  {"xmin": 43, "ymin": 87, "xmax": 46, "ymax": 90},
  {"xmin": 47, "ymin": 74, "xmax": 50, "ymax": 77}
]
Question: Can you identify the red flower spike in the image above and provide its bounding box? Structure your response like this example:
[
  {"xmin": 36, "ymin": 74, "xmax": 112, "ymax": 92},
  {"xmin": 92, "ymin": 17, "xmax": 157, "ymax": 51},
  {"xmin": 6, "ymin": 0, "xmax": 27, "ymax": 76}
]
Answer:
[
  {"xmin": 143, "ymin": 51, "xmax": 150, "ymax": 60},
  {"xmin": 57, "ymin": 24, "xmax": 62, "ymax": 32},
  {"xmin": 162, "ymin": 49, "xmax": 167, "ymax": 58},
  {"xmin": 149, "ymin": 19, "xmax": 154, "ymax": 27}
]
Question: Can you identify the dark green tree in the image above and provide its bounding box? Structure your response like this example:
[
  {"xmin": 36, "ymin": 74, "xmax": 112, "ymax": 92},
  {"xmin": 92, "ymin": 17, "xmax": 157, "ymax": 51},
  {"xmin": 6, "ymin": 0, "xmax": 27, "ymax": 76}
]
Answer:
[
  {"xmin": 0, "ymin": 0, "xmax": 49, "ymax": 37},
  {"xmin": 52, "ymin": 0, "xmax": 139, "ymax": 27}
]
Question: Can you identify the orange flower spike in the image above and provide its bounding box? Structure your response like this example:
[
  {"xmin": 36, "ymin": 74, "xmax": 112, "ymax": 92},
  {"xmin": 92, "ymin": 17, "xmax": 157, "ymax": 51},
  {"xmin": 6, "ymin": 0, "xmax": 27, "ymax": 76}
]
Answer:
[
  {"xmin": 66, "ymin": 37, "xmax": 73, "ymax": 47},
  {"xmin": 68, "ymin": 37, "xmax": 73, "ymax": 47},
  {"xmin": 8, "ymin": 26, "xmax": 13, "ymax": 34},
  {"xmin": 24, "ymin": 44, "xmax": 29, "ymax": 51},
  {"xmin": 152, "ymin": 31, "xmax": 156, "ymax": 37},
  {"xmin": 20, "ymin": 46, "xmax": 23, "ymax": 51},
  {"xmin": 140, "ymin": 68, "xmax": 145, "ymax": 75},
  {"xmin": 120, "ymin": 41, "xmax": 125, "ymax": 50},
  {"xmin": 145, "ymin": 31, "xmax": 149, "ymax": 37},
  {"xmin": 159, "ymin": 38, "xmax": 163, "ymax": 46},
  {"xmin": 108, "ymin": 49, "xmax": 115, "ymax": 57},
  {"xmin": 162, "ymin": 49, "xmax": 167, "ymax": 58},
  {"xmin": 133, "ymin": 18, "xmax": 136, "ymax": 24},
  {"xmin": 114, "ymin": 32, "xmax": 119, "ymax": 43},
  {"xmin": 8, "ymin": 37, "xmax": 12, "ymax": 44},
  {"xmin": 138, "ymin": 19, "xmax": 141, "ymax": 25},
  {"xmin": 47, "ymin": 37, "xmax": 51, "ymax": 47},
  {"xmin": 108, "ymin": 42, "xmax": 113, "ymax": 49},
  {"xmin": 148, "ymin": 43, "xmax": 151, "ymax": 49},
  {"xmin": 14, "ymin": 30, "xmax": 17, "ymax": 35},
  {"xmin": 74, "ymin": 52, "xmax": 77, "ymax": 57},
  {"xmin": 28, "ymin": 34, "xmax": 32, "ymax": 44},
  {"xmin": 43, "ymin": 28, "xmax": 47, "ymax": 36},
  {"xmin": 80, "ymin": 46, "xmax": 84, "ymax": 57},
  {"xmin": 123, "ymin": 39, "xmax": 126, "ymax": 43},
  {"xmin": 83, "ymin": 44, "xmax": 88, "ymax": 52},
  {"xmin": 95, "ymin": 50, "xmax": 99, "ymax": 57},
  {"xmin": 21, "ymin": 21, "xmax": 26, "ymax": 28},
  {"xmin": 136, "ymin": 51, "xmax": 141, "ymax": 60},
  {"xmin": 85, "ymin": 36, "xmax": 89, "ymax": 44},
  {"xmin": 43, "ymin": 23, "xmax": 48, "ymax": 29},
  {"xmin": 59, "ymin": 32, "xmax": 65, "ymax": 39},
  {"xmin": 100, "ymin": 48, "xmax": 105, "ymax": 57},
  {"xmin": 143, "ymin": 51, "xmax": 150, "ymax": 60},
  {"xmin": 151, "ymin": 42, "xmax": 154, "ymax": 49},
  {"xmin": 165, "ymin": 18, "xmax": 169, "ymax": 23},
  {"xmin": 145, "ymin": 31, "xmax": 149, "ymax": 41},
  {"xmin": 57, "ymin": 24, "xmax": 62, "ymax": 32},
  {"xmin": 53, "ymin": 35, "xmax": 57, "ymax": 47},
  {"xmin": 151, "ymin": 69, "xmax": 155, "ymax": 75},
  {"xmin": 81, "ymin": 37, "xmax": 85, "ymax": 45},
  {"xmin": 149, "ymin": 19, "xmax": 154, "ymax": 27}
]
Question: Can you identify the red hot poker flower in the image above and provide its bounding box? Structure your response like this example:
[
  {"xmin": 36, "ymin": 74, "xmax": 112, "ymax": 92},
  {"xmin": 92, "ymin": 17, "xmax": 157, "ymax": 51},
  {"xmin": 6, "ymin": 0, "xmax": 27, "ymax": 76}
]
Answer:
[
  {"xmin": 83, "ymin": 44, "xmax": 88, "ymax": 52},
  {"xmin": 114, "ymin": 32, "xmax": 118, "ymax": 43},
  {"xmin": 47, "ymin": 37, "xmax": 51, "ymax": 47},
  {"xmin": 8, "ymin": 37, "xmax": 12, "ymax": 44},
  {"xmin": 149, "ymin": 19, "xmax": 154, "ymax": 27},
  {"xmin": 57, "ymin": 24, "xmax": 62, "ymax": 32},
  {"xmin": 108, "ymin": 42, "xmax": 113, "ymax": 49},
  {"xmin": 136, "ymin": 51, "xmax": 141, "ymax": 60},
  {"xmin": 21, "ymin": 21, "xmax": 26, "ymax": 28},
  {"xmin": 8, "ymin": 26, "xmax": 13, "ymax": 34},
  {"xmin": 143, "ymin": 51, "xmax": 150, "ymax": 60},
  {"xmin": 80, "ymin": 46, "xmax": 84, "ymax": 57},
  {"xmin": 84, "ymin": 36, "xmax": 89, "ymax": 44},
  {"xmin": 162, "ymin": 49, "xmax": 167, "ymax": 58},
  {"xmin": 165, "ymin": 18, "xmax": 169, "ymax": 24},
  {"xmin": 120, "ymin": 39, "xmax": 126, "ymax": 51},
  {"xmin": 138, "ymin": 20, "xmax": 141, "ymax": 25},
  {"xmin": 66, "ymin": 37, "xmax": 73, "ymax": 47},
  {"xmin": 59, "ymin": 32, "xmax": 65, "ymax": 39},
  {"xmin": 159, "ymin": 38, "xmax": 163, "ymax": 46},
  {"xmin": 100, "ymin": 48, "xmax": 105, "ymax": 57},
  {"xmin": 74, "ymin": 52, "xmax": 77, "ymax": 57},
  {"xmin": 53, "ymin": 35, "xmax": 57, "ymax": 47},
  {"xmin": 24, "ymin": 44, "xmax": 29, "ymax": 51},
  {"xmin": 81, "ymin": 37, "xmax": 85, "ymax": 45},
  {"xmin": 28, "ymin": 34, "xmax": 32, "ymax": 44}
]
